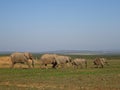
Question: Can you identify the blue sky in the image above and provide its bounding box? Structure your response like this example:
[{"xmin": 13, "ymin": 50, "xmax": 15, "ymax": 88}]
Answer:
[{"xmin": 0, "ymin": 0, "xmax": 120, "ymax": 52}]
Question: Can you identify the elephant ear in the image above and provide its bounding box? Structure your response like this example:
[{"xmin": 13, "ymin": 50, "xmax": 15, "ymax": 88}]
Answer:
[
  {"xmin": 24, "ymin": 52, "xmax": 33, "ymax": 60},
  {"xmin": 29, "ymin": 53, "xmax": 33, "ymax": 59}
]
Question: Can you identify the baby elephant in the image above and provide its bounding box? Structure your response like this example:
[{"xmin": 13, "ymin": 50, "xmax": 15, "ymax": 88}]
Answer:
[{"xmin": 10, "ymin": 52, "xmax": 34, "ymax": 68}]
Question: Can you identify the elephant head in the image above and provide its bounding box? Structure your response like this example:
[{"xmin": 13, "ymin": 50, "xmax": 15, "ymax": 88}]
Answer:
[{"xmin": 24, "ymin": 52, "xmax": 34, "ymax": 68}]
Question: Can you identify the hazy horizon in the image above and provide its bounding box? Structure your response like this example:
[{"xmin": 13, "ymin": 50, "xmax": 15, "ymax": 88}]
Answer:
[{"xmin": 0, "ymin": 0, "xmax": 120, "ymax": 52}]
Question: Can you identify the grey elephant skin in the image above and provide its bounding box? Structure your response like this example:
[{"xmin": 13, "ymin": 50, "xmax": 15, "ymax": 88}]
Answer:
[
  {"xmin": 10, "ymin": 52, "xmax": 34, "ymax": 68},
  {"xmin": 72, "ymin": 58, "xmax": 87, "ymax": 69},
  {"xmin": 93, "ymin": 58, "xmax": 108, "ymax": 68},
  {"xmin": 40, "ymin": 54, "xmax": 72, "ymax": 68},
  {"xmin": 55, "ymin": 55, "xmax": 71, "ymax": 68},
  {"xmin": 40, "ymin": 54, "xmax": 58, "ymax": 68}
]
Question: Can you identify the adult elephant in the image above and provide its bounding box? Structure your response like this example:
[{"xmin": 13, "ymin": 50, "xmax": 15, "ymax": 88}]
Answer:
[
  {"xmin": 55, "ymin": 55, "xmax": 72, "ymax": 68},
  {"xmin": 93, "ymin": 58, "xmax": 108, "ymax": 68},
  {"xmin": 10, "ymin": 52, "xmax": 34, "ymax": 68},
  {"xmin": 40, "ymin": 54, "xmax": 58, "ymax": 68},
  {"xmin": 71, "ymin": 58, "xmax": 87, "ymax": 69}
]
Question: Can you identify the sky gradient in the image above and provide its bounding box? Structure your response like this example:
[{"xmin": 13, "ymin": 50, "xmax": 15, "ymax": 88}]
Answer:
[{"xmin": 0, "ymin": 0, "xmax": 120, "ymax": 52}]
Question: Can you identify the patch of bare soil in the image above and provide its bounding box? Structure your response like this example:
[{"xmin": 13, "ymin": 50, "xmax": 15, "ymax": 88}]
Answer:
[
  {"xmin": 0, "ymin": 81, "xmax": 58, "ymax": 89},
  {"xmin": 0, "ymin": 81, "xmax": 117, "ymax": 90}
]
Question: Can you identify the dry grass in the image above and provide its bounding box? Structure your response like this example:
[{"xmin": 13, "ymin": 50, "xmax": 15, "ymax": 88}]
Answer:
[{"xmin": 0, "ymin": 56, "xmax": 11, "ymax": 68}]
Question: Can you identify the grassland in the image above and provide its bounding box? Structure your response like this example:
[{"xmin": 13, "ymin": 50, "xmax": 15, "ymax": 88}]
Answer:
[{"xmin": 0, "ymin": 54, "xmax": 120, "ymax": 90}]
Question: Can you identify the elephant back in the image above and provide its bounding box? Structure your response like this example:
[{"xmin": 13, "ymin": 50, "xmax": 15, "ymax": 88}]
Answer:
[
  {"xmin": 94, "ymin": 58, "xmax": 103, "ymax": 65},
  {"xmin": 24, "ymin": 52, "xmax": 33, "ymax": 60},
  {"xmin": 40, "ymin": 54, "xmax": 57, "ymax": 64},
  {"xmin": 10, "ymin": 52, "xmax": 26, "ymax": 62}
]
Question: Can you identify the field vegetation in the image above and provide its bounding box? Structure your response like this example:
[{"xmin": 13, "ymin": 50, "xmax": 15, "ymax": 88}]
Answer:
[{"xmin": 0, "ymin": 54, "xmax": 120, "ymax": 90}]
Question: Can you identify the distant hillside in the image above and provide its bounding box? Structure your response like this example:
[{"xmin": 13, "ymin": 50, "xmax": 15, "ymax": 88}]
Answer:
[
  {"xmin": 40, "ymin": 50, "xmax": 120, "ymax": 55},
  {"xmin": 0, "ymin": 50, "xmax": 120, "ymax": 55},
  {"xmin": 0, "ymin": 51, "xmax": 12, "ymax": 56}
]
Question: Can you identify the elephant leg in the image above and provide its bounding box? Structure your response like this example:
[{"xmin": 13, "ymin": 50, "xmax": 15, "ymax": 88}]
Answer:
[
  {"xmin": 52, "ymin": 62, "xmax": 57, "ymax": 68},
  {"xmin": 26, "ymin": 61, "xmax": 31, "ymax": 68},
  {"xmin": 11, "ymin": 62, "xmax": 15, "ymax": 68},
  {"xmin": 73, "ymin": 63, "xmax": 77, "ymax": 69},
  {"xmin": 52, "ymin": 64, "xmax": 56, "ymax": 68},
  {"xmin": 101, "ymin": 64, "xmax": 104, "ymax": 68},
  {"xmin": 44, "ymin": 64, "xmax": 48, "ymax": 69}
]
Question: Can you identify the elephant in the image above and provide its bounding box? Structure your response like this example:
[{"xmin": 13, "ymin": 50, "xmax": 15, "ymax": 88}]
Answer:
[
  {"xmin": 71, "ymin": 58, "xmax": 87, "ymax": 69},
  {"xmin": 55, "ymin": 55, "xmax": 72, "ymax": 68},
  {"xmin": 40, "ymin": 54, "xmax": 58, "ymax": 68},
  {"xmin": 93, "ymin": 58, "xmax": 108, "ymax": 68},
  {"xmin": 10, "ymin": 52, "xmax": 34, "ymax": 68}
]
